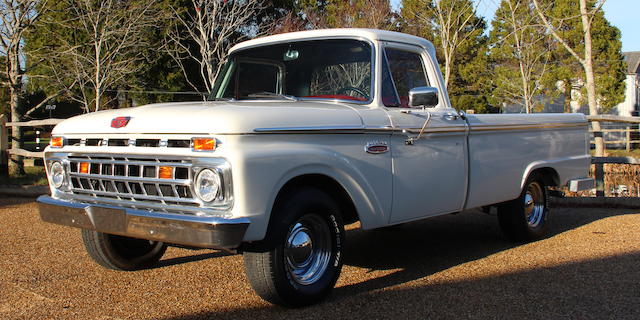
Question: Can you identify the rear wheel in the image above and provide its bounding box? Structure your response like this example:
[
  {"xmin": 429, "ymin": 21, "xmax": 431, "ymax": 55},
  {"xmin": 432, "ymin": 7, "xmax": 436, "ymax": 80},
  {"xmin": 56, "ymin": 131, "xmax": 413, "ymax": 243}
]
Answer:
[
  {"xmin": 243, "ymin": 188, "xmax": 344, "ymax": 307},
  {"xmin": 81, "ymin": 230, "xmax": 167, "ymax": 271},
  {"xmin": 498, "ymin": 173, "xmax": 549, "ymax": 241}
]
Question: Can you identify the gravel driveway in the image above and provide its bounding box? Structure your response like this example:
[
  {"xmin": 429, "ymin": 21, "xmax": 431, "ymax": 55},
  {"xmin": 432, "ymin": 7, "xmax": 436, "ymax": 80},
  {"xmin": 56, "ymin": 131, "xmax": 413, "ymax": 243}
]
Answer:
[{"xmin": 1, "ymin": 198, "xmax": 638, "ymax": 319}]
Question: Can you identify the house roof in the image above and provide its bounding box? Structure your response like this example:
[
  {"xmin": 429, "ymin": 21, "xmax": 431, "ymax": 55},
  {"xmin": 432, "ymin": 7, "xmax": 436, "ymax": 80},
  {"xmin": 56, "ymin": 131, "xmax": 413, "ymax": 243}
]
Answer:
[{"xmin": 622, "ymin": 51, "xmax": 640, "ymax": 74}]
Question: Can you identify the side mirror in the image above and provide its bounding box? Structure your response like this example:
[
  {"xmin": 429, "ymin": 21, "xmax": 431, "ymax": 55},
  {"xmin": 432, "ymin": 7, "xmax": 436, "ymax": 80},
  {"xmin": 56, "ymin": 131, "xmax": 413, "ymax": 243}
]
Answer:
[{"xmin": 409, "ymin": 86, "xmax": 439, "ymax": 108}]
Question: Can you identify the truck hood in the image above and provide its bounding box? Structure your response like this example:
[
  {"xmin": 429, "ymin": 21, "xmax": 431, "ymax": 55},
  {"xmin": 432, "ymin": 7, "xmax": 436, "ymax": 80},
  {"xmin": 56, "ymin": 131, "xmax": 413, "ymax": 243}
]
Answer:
[{"xmin": 52, "ymin": 101, "xmax": 365, "ymax": 135}]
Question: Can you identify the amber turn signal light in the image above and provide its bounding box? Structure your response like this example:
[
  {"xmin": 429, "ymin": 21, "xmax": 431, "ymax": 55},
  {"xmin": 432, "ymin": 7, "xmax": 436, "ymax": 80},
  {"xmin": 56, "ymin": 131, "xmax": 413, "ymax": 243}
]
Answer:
[
  {"xmin": 79, "ymin": 162, "xmax": 89, "ymax": 174},
  {"xmin": 50, "ymin": 137, "xmax": 64, "ymax": 148},
  {"xmin": 192, "ymin": 138, "xmax": 216, "ymax": 152},
  {"xmin": 159, "ymin": 166, "xmax": 173, "ymax": 179}
]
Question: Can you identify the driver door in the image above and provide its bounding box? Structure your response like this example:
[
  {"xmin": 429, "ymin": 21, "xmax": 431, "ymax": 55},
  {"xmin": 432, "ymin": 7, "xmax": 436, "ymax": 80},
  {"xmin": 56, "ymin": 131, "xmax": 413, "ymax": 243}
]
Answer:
[{"xmin": 381, "ymin": 44, "xmax": 468, "ymax": 224}]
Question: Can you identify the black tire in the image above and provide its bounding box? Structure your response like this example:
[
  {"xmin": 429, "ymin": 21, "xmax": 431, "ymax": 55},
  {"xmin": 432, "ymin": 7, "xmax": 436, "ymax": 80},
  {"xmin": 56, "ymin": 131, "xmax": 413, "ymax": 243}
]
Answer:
[
  {"xmin": 81, "ymin": 230, "xmax": 167, "ymax": 271},
  {"xmin": 497, "ymin": 172, "xmax": 549, "ymax": 241},
  {"xmin": 243, "ymin": 188, "xmax": 345, "ymax": 307}
]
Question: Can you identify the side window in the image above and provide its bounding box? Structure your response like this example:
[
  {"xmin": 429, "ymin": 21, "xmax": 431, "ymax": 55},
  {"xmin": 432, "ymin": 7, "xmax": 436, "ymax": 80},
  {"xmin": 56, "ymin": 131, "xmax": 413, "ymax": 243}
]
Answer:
[
  {"xmin": 384, "ymin": 48, "xmax": 429, "ymax": 108},
  {"xmin": 381, "ymin": 51, "xmax": 400, "ymax": 107}
]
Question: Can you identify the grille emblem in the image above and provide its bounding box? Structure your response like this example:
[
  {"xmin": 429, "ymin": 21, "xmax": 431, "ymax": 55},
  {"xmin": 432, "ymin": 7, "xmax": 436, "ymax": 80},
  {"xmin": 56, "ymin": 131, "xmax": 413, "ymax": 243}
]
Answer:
[{"xmin": 111, "ymin": 116, "xmax": 131, "ymax": 128}]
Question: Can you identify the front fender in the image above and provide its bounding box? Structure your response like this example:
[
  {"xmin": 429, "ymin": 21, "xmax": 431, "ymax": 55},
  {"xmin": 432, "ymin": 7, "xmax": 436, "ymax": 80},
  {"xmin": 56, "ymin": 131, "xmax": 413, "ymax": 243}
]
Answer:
[{"xmin": 228, "ymin": 135, "xmax": 392, "ymax": 242}]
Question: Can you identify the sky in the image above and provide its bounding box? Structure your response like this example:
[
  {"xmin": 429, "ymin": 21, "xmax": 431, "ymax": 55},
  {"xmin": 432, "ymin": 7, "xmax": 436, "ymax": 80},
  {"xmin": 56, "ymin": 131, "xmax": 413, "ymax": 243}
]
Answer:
[{"xmin": 390, "ymin": 0, "xmax": 640, "ymax": 52}]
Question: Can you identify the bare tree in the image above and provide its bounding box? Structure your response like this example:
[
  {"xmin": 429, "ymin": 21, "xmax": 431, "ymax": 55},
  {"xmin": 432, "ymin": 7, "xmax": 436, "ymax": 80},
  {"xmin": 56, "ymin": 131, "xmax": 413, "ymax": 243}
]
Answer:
[
  {"xmin": 407, "ymin": 0, "xmax": 485, "ymax": 87},
  {"xmin": 532, "ymin": 0, "xmax": 607, "ymax": 156},
  {"xmin": 165, "ymin": 0, "xmax": 265, "ymax": 94},
  {"xmin": 491, "ymin": 0, "xmax": 552, "ymax": 113},
  {"xmin": 268, "ymin": 11, "xmax": 306, "ymax": 34},
  {"xmin": 40, "ymin": 0, "xmax": 157, "ymax": 113},
  {"xmin": 0, "ymin": 0, "xmax": 50, "ymax": 175}
]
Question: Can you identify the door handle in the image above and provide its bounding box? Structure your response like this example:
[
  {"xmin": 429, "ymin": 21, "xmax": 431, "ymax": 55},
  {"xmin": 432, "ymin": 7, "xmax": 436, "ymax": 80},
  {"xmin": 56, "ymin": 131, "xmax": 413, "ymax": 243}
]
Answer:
[
  {"xmin": 444, "ymin": 111, "xmax": 467, "ymax": 121},
  {"xmin": 444, "ymin": 113, "xmax": 460, "ymax": 121}
]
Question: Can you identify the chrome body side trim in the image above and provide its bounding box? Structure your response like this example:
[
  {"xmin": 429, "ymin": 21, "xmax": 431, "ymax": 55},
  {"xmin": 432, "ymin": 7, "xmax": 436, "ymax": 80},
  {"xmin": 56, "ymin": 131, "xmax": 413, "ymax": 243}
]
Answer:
[
  {"xmin": 469, "ymin": 122, "xmax": 587, "ymax": 132},
  {"xmin": 253, "ymin": 122, "xmax": 585, "ymax": 135},
  {"xmin": 37, "ymin": 195, "xmax": 249, "ymax": 249}
]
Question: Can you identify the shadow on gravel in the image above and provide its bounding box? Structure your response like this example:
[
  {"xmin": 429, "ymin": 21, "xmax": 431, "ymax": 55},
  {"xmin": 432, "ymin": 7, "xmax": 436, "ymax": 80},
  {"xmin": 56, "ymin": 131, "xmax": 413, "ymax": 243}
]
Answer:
[
  {"xmin": 161, "ymin": 207, "xmax": 639, "ymax": 320},
  {"xmin": 0, "ymin": 197, "xmax": 35, "ymax": 208},
  {"xmin": 154, "ymin": 250, "xmax": 231, "ymax": 269},
  {"xmin": 334, "ymin": 207, "xmax": 639, "ymax": 298},
  {"xmin": 165, "ymin": 252, "xmax": 640, "ymax": 319}
]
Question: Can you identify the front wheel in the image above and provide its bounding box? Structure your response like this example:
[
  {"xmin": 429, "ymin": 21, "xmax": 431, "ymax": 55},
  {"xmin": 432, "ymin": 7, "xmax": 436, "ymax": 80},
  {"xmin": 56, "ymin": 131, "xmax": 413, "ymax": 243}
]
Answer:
[
  {"xmin": 497, "ymin": 173, "xmax": 549, "ymax": 241},
  {"xmin": 81, "ymin": 230, "xmax": 167, "ymax": 271},
  {"xmin": 243, "ymin": 188, "xmax": 344, "ymax": 307}
]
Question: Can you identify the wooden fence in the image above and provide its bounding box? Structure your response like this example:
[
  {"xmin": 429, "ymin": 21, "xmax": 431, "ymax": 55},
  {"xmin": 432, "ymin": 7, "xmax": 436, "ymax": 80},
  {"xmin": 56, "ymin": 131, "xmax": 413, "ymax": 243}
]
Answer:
[
  {"xmin": 586, "ymin": 116, "xmax": 640, "ymax": 197},
  {"xmin": 587, "ymin": 115, "xmax": 640, "ymax": 151},
  {"xmin": 592, "ymin": 156, "xmax": 640, "ymax": 197},
  {"xmin": 0, "ymin": 114, "xmax": 63, "ymax": 176}
]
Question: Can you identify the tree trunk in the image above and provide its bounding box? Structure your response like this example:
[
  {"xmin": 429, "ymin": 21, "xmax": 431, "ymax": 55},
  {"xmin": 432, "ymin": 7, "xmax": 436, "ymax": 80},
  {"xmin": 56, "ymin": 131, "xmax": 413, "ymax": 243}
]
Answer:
[
  {"xmin": 443, "ymin": 54, "xmax": 451, "ymax": 88},
  {"xmin": 7, "ymin": 41, "xmax": 24, "ymax": 176},
  {"xmin": 8, "ymin": 85, "xmax": 24, "ymax": 176},
  {"xmin": 563, "ymin": 80, "xmax": 572, "ymax": 113},
  {"xmin": 95, "ymin": 86, "xmax": 101, "ymax": 112},
  {"xmin": 580, "ymin": 0, "xmax": 604, "ymax": 156}
]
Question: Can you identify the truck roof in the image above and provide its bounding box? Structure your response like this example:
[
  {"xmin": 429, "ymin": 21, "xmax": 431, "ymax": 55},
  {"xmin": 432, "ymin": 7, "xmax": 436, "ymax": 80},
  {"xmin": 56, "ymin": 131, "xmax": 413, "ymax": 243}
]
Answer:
[{"xmin": 229, "ymin": 28, "xmax": 437, "ymax": 58}]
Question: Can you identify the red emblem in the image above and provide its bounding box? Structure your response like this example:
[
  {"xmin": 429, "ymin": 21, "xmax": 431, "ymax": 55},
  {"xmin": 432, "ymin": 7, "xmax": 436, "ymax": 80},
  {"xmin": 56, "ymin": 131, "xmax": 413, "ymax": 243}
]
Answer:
[{"xmin": 111, "ymin": 116, "xmax": 131, "ymax": 128}]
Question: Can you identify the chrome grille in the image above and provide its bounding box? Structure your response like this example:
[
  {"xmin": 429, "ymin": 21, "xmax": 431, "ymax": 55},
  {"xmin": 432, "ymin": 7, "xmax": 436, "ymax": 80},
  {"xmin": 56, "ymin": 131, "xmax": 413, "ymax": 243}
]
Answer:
[
  {"xmin": 65, "ymin": 155, "xmax": 207, "ymax": 214},
  {"xmin": 65, "ymin": 137, "xmax": 191, "ymax": 148}
]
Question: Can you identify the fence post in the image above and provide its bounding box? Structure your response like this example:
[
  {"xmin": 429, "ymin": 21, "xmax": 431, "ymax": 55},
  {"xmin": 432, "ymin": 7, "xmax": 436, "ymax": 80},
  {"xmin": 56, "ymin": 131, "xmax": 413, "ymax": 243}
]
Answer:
[
  {"xmin": 0, "ymin": 114, "xmax": 7, "ymax": 178},
  {"xmin": 595, "ymin": 162, "xmax": 605, "ymax": 197}
]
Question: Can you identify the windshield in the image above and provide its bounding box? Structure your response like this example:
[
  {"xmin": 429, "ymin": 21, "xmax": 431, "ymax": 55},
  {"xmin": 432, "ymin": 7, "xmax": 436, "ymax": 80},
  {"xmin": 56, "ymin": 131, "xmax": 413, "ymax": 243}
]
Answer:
[{"xmin": 212, "ymin": 39, "xmax": 373, "ymax": 103}]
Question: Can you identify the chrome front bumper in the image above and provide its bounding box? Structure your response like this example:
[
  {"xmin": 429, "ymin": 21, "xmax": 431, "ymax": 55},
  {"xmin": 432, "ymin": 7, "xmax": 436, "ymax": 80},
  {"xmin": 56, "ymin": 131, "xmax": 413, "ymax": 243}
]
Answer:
[{"xmin": 37, "ymin": 195, "xmax": 249, "ymax": 249}]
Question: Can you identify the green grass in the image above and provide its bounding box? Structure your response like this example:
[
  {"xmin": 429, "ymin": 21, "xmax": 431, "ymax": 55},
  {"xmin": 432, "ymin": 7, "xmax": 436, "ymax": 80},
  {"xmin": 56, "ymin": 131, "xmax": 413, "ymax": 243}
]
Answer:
[{"xmin": 0, "ymin": 166, "xmax": 49, "ymax": 186}]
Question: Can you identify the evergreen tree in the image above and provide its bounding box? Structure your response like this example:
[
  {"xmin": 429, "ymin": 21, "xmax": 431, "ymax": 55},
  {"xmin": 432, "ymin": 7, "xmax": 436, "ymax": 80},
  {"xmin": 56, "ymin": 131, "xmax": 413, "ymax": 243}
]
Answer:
[
  {"xmin": 400, "ymin": 0, "xmax": 492, "ymax": 113},
  {"xmin": 538, "ymin": 0, "xmax": 626, "ymax": 113}
]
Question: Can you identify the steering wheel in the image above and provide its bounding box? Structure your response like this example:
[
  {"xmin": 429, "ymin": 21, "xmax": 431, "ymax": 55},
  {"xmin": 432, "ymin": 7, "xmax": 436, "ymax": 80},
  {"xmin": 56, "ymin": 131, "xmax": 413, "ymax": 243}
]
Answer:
[{"xmin": 337, "ymin": 86, "xmax": 369, "ymax": 100}]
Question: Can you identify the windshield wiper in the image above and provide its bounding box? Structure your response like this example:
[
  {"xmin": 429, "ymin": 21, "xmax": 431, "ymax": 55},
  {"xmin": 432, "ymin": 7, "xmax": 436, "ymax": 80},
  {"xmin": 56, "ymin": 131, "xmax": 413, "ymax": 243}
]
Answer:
[{"xmin": 247, "ymin": 92, "xmax": 298, "ymax": 101}]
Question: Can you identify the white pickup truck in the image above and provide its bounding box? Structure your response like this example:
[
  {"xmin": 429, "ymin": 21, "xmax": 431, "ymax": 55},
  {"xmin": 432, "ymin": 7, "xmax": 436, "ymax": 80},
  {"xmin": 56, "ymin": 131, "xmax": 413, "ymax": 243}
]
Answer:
[{"xmin": 38, "ymin": 29, "xmax": 594, "ymax": 307}]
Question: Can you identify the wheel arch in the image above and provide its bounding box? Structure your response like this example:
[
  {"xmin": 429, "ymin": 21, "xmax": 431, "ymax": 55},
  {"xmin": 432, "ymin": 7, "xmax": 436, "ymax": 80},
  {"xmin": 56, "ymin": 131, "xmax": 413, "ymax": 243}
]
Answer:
[
  {"xmin": 272, "ymin": 174, "xmax": 360, "ymax": 225},
  {"xmin": 522, "ymin": 166, "xmax": 560, "ymax": 189}
]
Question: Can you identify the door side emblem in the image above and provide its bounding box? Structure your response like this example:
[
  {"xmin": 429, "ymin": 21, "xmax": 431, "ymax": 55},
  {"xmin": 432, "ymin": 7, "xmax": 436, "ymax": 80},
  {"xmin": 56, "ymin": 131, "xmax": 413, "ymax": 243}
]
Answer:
[
  {"xmin": 365, "ymin": 141, "xmax": 389, "ymax": 154},
  {"xmin": 111, "ymin": 116, "xmax": 131, "ymax": 128}
]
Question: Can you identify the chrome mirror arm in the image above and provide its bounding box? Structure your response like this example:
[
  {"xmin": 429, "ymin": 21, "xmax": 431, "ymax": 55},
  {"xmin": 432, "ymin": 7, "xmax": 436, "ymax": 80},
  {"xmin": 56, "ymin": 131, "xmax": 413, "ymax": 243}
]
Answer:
[{"xmin": 404, "ymin": 110, "xmax": 432, "ymax": 145}]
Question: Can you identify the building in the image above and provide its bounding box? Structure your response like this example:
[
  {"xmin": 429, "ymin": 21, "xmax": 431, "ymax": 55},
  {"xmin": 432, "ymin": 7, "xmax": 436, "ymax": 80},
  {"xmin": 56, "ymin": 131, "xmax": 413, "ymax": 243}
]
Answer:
[
  {"xmin": 502, "ymin": 52, "xmax": 640, "ymax": 116},
  {"xmin": 614, "ymin": 51, "xmax": 640, "ymax": 117}
]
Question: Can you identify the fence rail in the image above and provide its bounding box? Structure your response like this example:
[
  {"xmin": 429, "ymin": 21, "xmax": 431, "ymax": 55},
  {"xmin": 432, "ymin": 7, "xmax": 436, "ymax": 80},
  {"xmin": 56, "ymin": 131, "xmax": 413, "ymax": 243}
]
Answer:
[
  {"xmin": 0, "ymin": 114, "xmax": 64, "ymax": 176},
  {"xmin": 592, "ymin": 156, "xmax": 640, "ymax": 197},
  {"xmin": 587, "ymin": 115, "xmax": 640, "ymax": 151}
]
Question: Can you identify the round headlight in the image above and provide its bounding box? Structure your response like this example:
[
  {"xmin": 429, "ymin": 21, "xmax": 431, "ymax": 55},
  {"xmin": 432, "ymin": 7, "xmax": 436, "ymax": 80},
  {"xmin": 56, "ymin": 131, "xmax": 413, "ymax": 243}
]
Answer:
[
  {"xmin": 194, "ymin": 169, "xmax": 221, "ymax": 202},
  {"xmin": 50, "ymin": 161, "xmax": 65, "ymax": 189}
]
